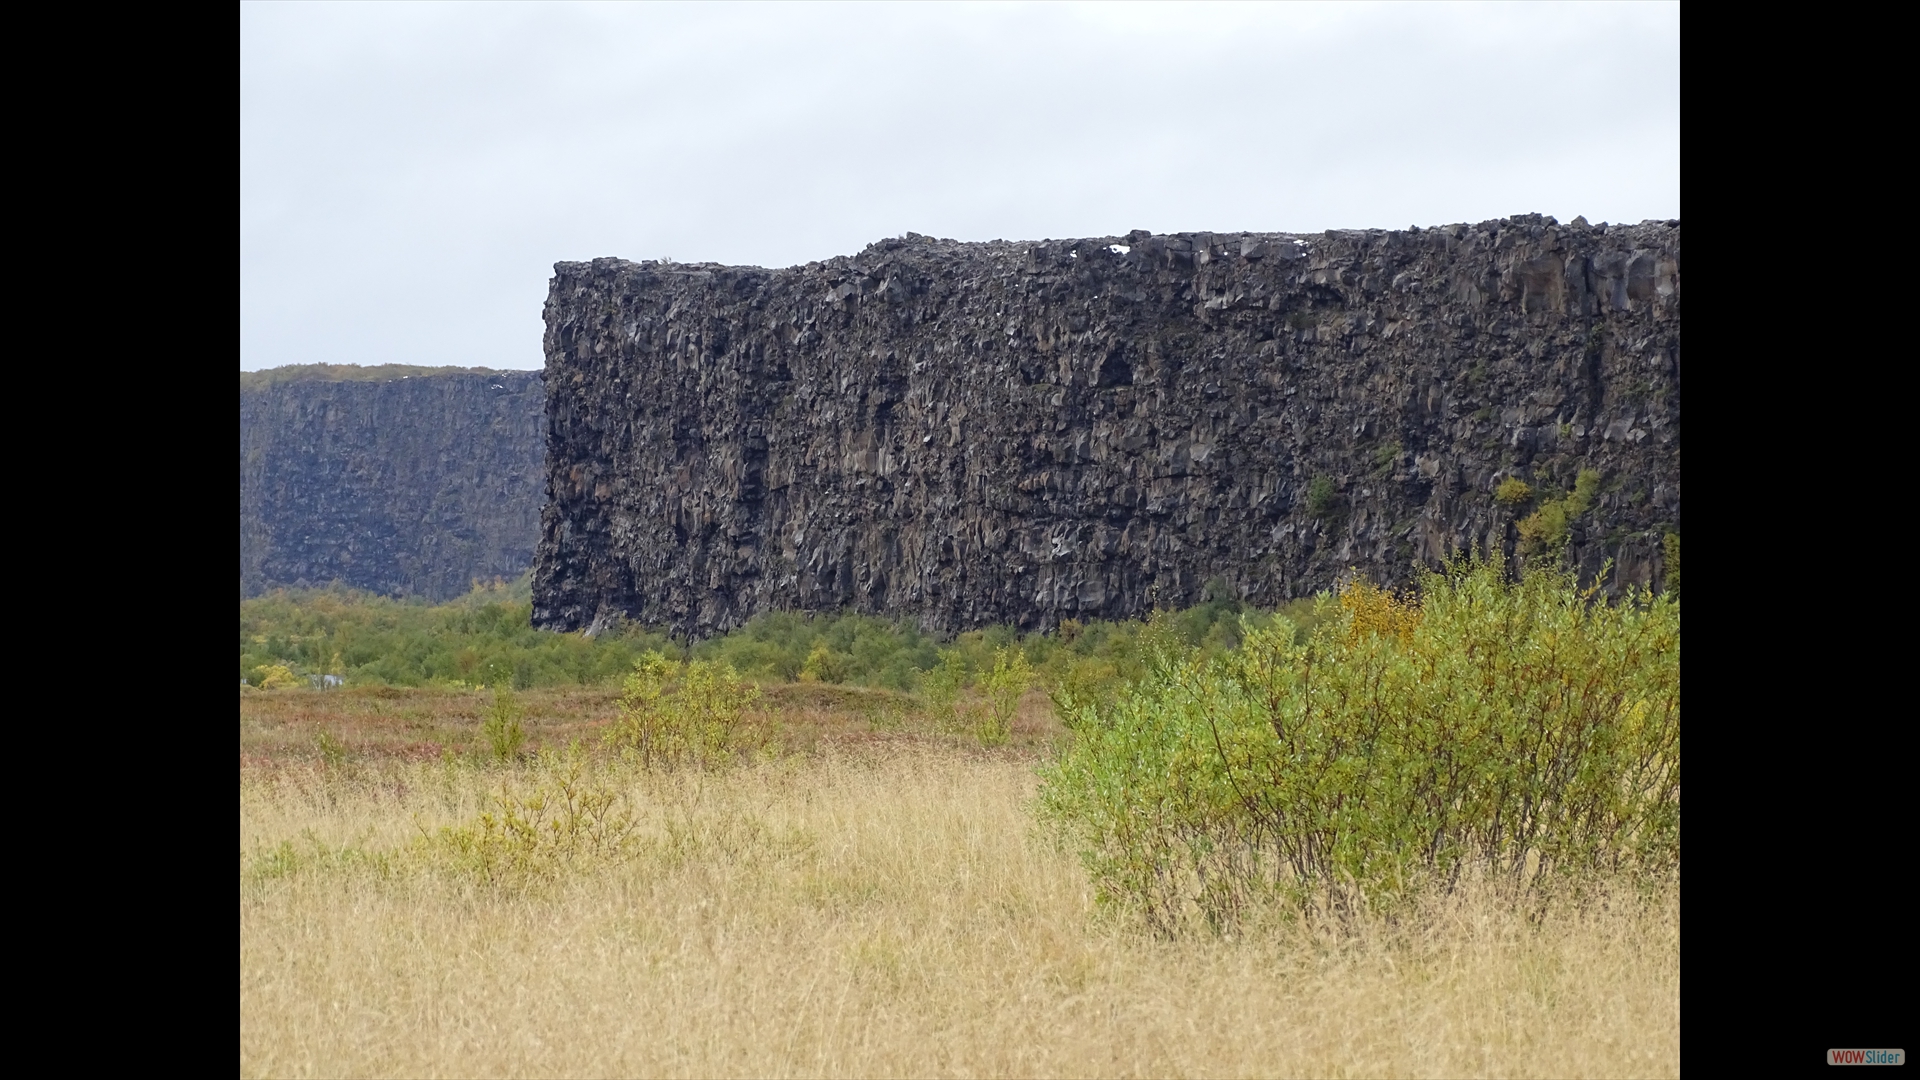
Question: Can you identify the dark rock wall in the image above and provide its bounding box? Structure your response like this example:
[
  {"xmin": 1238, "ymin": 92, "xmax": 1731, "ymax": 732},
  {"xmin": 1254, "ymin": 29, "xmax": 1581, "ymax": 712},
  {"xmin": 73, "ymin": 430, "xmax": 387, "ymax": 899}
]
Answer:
[
  {"xmin": 536, "ymin": 214, "xmax": 1679, "ymax": 636},
  {"xmin": 240, "ymin": 370, "xmax": 547, "ymax": 600}
]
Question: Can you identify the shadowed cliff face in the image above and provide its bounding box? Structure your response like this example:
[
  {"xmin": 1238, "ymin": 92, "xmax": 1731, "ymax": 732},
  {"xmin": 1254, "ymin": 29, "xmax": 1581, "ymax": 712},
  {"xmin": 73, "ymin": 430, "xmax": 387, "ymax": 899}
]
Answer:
[
  {"xmin": 536, "ymin": 214, "xmax": 1679, "ymax": 637},
  {"xmin": 240, "ymin": 370, "xmax": 546, "ymax": 600}
]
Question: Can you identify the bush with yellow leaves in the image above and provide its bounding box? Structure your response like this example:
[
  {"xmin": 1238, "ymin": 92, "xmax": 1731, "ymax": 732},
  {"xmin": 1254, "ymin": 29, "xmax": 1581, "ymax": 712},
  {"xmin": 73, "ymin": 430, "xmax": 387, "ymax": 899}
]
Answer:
[{"xmin": 253, "ymin": 664, "xmax": 304, "ymax": 690}]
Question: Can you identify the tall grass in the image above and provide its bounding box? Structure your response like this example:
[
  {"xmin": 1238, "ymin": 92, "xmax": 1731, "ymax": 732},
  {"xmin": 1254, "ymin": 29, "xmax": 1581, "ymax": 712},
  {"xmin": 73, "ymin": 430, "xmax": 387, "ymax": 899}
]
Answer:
[{"xmin": 241, "ymin": 748, "xmax": 1679, "ymax": 1078}]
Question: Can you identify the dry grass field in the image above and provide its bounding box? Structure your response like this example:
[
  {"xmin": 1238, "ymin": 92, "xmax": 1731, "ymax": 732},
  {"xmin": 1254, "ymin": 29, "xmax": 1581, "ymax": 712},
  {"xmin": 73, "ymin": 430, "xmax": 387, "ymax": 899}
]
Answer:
[{"xmin": 239, "ymin": 688, "xmax": 1679, "ymax": 1079}]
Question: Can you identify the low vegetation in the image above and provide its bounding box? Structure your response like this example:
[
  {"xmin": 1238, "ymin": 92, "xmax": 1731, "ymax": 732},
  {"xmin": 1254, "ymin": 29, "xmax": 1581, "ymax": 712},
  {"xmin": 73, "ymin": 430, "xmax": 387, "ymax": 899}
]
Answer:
[
  {"xmin": 240, "ymin": 573, "xmax": 1330, "ymax": 723},
  {"xmin": 240, "ymin": 576, "xmax": 672, "ymax": 690},
  {"xmin": 240, "ymin": 555, "xmax": 1679, "ymax": 1076}
]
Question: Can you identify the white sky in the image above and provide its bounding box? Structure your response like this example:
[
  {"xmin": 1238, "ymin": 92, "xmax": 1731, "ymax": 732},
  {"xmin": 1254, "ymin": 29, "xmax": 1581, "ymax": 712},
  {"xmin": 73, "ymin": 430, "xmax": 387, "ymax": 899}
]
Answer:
[{"xmin": 240, "ymin": 1, "xmax": 1679, "ymax": 371}]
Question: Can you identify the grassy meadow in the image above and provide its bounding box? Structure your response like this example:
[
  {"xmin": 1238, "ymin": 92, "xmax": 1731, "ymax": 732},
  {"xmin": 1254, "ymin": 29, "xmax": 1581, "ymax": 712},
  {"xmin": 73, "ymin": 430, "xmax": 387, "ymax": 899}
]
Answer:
[{"xmin": 240, "ymin": 564, "xmax": 1679, "ymax": 1078}]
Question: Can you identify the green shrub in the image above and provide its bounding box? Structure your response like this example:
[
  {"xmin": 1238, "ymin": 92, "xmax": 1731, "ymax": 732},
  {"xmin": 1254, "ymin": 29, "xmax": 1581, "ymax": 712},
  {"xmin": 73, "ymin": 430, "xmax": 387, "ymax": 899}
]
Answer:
[
  {"xmin": 799, "ymin": 640, "xmax": 849, "ymax": 684},
  {"xmin": 975, "ymin": 646, "xmax": 1033, "ymax": 747},
  {"xmin": 1034, "ymin": 597, "xmax": 1315, "ymax": 729},
  {"xmin": 1494, "ymin": 477, "xmax": 1533, "ymax": 505},
  {"xmin": 1046, "ymin": 654, "xmax": 1122, "ymax": 729},
  {"xmin": 694, "ymin": 610, "xmax": 939, "ymax": 690},
  {"xmin": 1662, "ymin": 532, "xmax": 1680, "ymax": 598},
  {"xmin": 605, "ymin": 652, "xmax": 762, "ymax": 770},
  {"xmin": 425, "ymin": 750, "xmax": 639, "ymax": 885},
  {"xmin": 248, "ymin": 832, "xmax": 397, "ymax": 883},
  {"xmin": 917, "ymin": 650, "xmax": 970, "ymax": 732},
  {"xmin": 315, "ymin": 730, "xmax": 349, "ymax": 770},
  {"xmin": 481, "ymin": 684, "xmax": 528, "ymax": 762},
  {"xmin": 1517, "ymin": 469, "xmax": 1603, "ymax": 554},
  {"xmin": 1037, "ymin": 556, "xmax": 1679, "ymax": 935},
  {"xmin": 1305, "ymin": 475, "xmax": 1338, "ymax": 519}
]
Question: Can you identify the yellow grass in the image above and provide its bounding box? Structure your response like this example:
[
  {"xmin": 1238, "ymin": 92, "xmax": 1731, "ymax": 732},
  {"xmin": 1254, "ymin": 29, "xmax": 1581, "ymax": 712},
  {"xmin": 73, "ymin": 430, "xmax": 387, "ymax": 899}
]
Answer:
[{"xmin": 240, "ymin": 745, "xmax": 1678, "ymax": 1078}]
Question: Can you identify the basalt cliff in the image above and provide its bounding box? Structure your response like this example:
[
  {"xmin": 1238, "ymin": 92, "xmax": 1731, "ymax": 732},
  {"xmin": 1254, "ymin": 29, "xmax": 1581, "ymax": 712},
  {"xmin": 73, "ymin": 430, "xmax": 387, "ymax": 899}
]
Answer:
[
  {"xmin": 240, "ymin": 366, "xmax": 547, "ymax": 600},
  {"xmin": 534, "ymin": 214, "xmax": 1679, "ymax": 636}
]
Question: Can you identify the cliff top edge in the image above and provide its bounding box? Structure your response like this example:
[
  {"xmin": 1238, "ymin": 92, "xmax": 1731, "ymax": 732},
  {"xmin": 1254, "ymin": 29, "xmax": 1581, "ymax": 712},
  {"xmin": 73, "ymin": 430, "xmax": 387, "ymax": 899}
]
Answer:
[
  {"xmin": 554, "ymin": 214, "xmax": 1679, "ymax": 278},
  {"xmin": 241, "ymin": 364, "xmax": 543, "ymax": 390}
]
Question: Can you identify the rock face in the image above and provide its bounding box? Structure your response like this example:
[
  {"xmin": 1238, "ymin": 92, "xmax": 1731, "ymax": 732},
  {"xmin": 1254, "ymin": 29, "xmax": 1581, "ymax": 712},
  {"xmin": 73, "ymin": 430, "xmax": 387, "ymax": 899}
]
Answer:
[
  {"xmin": 535, "ymin": 214, "xmax": 1679, "ymax": 637},
  {"xmin": 241, "ymin": 367, "xmax": 547, "ymax": 600}
]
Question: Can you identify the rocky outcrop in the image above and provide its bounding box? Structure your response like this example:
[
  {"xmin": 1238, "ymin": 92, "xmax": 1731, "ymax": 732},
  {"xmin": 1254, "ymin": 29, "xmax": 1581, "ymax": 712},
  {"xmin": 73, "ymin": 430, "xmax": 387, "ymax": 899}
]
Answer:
[
  {"xmin": 535, "ymin": 214, "xmax": 1679, "ymax": 636},
  {"xmin": 241, "ymin": 367, "xmax": 546, "ymax": 599}
]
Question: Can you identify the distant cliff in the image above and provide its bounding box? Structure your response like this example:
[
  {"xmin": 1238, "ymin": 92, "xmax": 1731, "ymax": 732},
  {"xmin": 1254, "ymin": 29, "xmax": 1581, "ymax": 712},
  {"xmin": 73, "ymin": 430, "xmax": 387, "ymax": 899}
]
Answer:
[
  {"xmin": 536, "ymin": 214, "xmax": 1679, "ymax": 637},
  {"xmin": 240, "ymin": 365, "xmax": 546, "ymax": 600}
]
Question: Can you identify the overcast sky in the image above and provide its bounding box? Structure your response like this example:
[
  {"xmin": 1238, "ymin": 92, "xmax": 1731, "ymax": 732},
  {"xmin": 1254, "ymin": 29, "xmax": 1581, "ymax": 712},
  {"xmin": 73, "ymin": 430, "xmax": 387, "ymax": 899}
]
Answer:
[{"xmin": 240, "ymin": 1, "xmax": 1679, "ymax": 372}]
